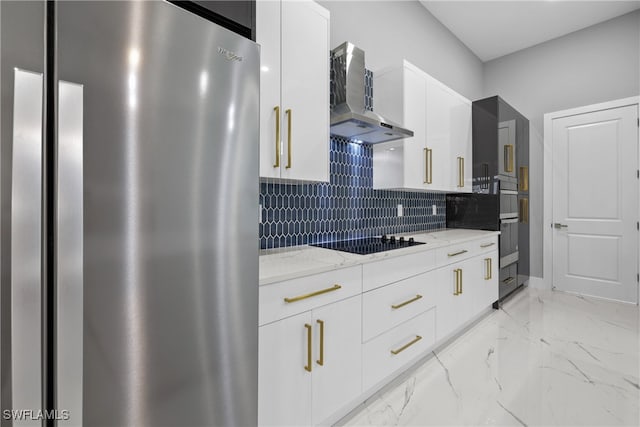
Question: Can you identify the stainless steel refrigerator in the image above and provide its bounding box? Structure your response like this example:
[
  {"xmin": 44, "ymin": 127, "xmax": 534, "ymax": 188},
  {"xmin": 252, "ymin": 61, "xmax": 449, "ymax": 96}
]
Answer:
[{"xmin": 1, "ymin": 1, "xmax": 259, "ymax": 425}]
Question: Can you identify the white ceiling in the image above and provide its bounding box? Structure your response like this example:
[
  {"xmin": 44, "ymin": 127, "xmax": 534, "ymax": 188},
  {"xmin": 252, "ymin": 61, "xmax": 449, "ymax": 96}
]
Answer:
[{"xmin": 420, "ymin": 0, "xmax": 640, "ymax": 62}]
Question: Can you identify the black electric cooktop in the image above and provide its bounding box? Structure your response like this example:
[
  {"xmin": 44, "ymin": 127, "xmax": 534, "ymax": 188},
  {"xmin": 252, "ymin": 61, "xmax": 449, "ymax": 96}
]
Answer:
[{"xmin": 311, "ymin": 235, "xmax": 425, "ymax": 255}]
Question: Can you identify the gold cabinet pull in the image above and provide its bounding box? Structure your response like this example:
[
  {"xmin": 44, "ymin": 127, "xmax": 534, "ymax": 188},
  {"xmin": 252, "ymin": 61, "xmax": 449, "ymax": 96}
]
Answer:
[
  {"xmin": 453, "ymin": 269, "xmax": 460, "ymax": 296},
  {"xmin": 391, "ymin": 294, "xmax": 423, "ymax": 310},
  {"xmin": 423, "ymin": 148, "xmax": 428, "ymax": 183},
  {"xmin": 448, "ymin": 249, "xmax": 468, "ymax": 257},
  {"xmin": 428, "ymin": 148, "xmax": 433, "ymax": 183},
  {"xmin": 423, "ymin": 148, "xmax": 433, "ymax": 184},
  {"xmin": 457, "ymin": 157, "xmax": 464, "ymax": 188},
  {"xmin": 458, "ymin": 268, "xmax": 463, "ymax": 294},
  {"xmin": 283, "ymin": 284, "xmax": 341, "ymax": 303},
  {"xmin": 304, "ymin": 324, "xmax": 312, "ymax": 372},
  {"xmin": 273, "ymin": 106, "xmax": 280, "ymax": 168},
  {"xmin": 502, "ymin": 277, "xmax": 515, "ymax": 285},
  {"xmin": 285, "ymin": 108, "xmax": 292, "ymax": 169},
  {"xmin": 504, "ymin": 144, "xmax": 514, "ymax": 173},
  {"xmin": 519, "ymin": 166, "xmax": 528, "ymax": 191},
  {"xmin": 485, "ymin": 258, "xmax": 492, "ymax": 280},
  {"xmin": 520, "ymin": 198, "xmax": 529, "ymax": 224},
  {"xmin": 316, "ymin": 319, "xmax": 324, "ymax": 366},
  {"xmin": 390, "ymin": 335, "xmax": 422, "ymax": 355},
  {"xmin": 480, "ymin": 242, "xmax": 495, "ymax": 248}
]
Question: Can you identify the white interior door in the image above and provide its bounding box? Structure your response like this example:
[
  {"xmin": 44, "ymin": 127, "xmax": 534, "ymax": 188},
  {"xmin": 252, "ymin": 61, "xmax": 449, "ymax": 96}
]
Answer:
[{"xmin": 552, "ymin": 104, "xmax": 639, "ymax": 303}]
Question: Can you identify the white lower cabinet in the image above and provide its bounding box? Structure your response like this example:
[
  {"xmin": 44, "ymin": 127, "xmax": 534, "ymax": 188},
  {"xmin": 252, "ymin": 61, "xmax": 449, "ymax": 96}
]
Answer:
[
  {"xmin": 259, "ymin": 235, "xmax": 499, "ymax": 425},
  {"xmin": 258, "ymin": 294, "xmax": 362, "ymax": 426},
  {"xmin": 436, "ymin": 249, "xmax": 499, "ymax": 341},
  {"xmin": 473, "ymin": 250, "xmax": 499, "ymax": 315},
  {"xmin": 259, "ymin": 311, "xmax": 312, "ymax": 426},
  {"xmin": 311, "ymin": 296, "xmax": 362, "ymax": 425}
]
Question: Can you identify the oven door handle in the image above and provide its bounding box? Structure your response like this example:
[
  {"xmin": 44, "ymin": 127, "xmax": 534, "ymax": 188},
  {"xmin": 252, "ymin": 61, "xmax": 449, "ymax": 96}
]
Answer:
[{"xmin": 500, "ymin": 218, "xmax": 519, "ymax": 224}]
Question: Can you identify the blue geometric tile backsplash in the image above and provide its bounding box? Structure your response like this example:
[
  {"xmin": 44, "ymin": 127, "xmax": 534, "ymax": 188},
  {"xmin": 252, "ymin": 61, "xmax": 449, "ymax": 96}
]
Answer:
[{"xmin": 259, "ymin": 137, "xmax": 446, "ymax": 250}]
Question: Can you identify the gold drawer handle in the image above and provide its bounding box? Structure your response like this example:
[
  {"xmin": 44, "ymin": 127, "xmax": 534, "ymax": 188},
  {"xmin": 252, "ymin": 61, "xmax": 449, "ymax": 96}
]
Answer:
[
  {"xmin": 448, "ymin": 249, "xmax": 468, "ymax": 257},
  {"xmin": 284, "ymin": 284, "xmax": 342, "ymax": 303},
  {"xmin": 304, "ymin": 324, "xmax": 312, "ymax": 372},
  {"xmin": 502, "ymin": 277, "xmax": 515, "ymax": 285},
  {"xmin": 480, "ymin": 242, "xmax": 495, "ymax": 248},
  {"xmin": 391, "ymin": 335, "xmax": 422, "ymax": 355},
  {"xmin": 273, "ymin": 106, "xmax": 280, "ymax": 168},
  {"xmin": 316, "ymin": 319, "xmax": 324, "ymax": 366},
  {"xmin": 391, "ymin": 294, "xmax": 423, "ymax": 310},
  {"xmin": 485, "ymin": 258, "xmax": 492, "ymax": 280}
]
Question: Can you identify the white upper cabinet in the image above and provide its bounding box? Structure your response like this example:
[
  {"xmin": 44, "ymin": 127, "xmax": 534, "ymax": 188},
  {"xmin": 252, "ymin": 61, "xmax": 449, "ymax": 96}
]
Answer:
[
  {"xmin": 373, "ymin": 61, "xmax": 472, "ymax": 192},
  {"xmin": 257, "ymin": 0, "xmax": 330, "ymax": 182}
]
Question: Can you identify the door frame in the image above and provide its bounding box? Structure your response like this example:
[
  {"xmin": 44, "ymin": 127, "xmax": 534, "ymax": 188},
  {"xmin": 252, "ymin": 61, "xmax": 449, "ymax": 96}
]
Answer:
[{"xmin": 543, "ymin": 96, "xmax": 640, "ymax": 304}]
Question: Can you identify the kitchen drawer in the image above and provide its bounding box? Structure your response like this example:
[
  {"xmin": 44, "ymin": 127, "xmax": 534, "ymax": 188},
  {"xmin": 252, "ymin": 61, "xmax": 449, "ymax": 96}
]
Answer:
[
  {"xmin": 476, "ymin": 236, "xmax": 499, "ymax": 254},
  {"xmin": 436, "ymin": 242, "xmax": 478, "ymax": 265},
  {"xmin": 362, "ymin": 270, "xmax": 437, "ymax": 342},
  {"xmin": 362, "ymin": 250, "xmax": 436, "ymax": 292},
  {"xmin": 259, "ymin": 266, "xmax": 362, "ymax": 326},
  {"xmin": 362, "ymin": 308, "xmax": 436, "ymax": 391}
]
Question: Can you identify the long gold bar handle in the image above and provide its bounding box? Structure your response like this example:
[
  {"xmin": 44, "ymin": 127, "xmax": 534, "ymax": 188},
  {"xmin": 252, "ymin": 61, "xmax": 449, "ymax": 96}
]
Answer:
[
  {"xmin": 390, "ymin": 335, "xmax": 422, "ymax": 355},
  {"xmin": 273, "ymin": 106, "xmax": 280, "ymax": 168},
  {"xmin": 423, "ymin": 148, "xmax": 429, "ymax": 184},
  {"xmin": 480, "ymin": 242, "xmax": 495, "ymax": 248},
  {"xmin": 459, "ymin": 268, "xmax": 463, "ymax": 294},
  {"xmin": 485, "ymin": 258, "xmax": 492, "ymax": 280},
  {"xmin": 503, "ymin": 277, "xmax": 516, "ymax": 284},
  {"xmin": 428, "ymin": 148, "xmax": 433, "ymax": 184},
  {"xmin": 448, "ymin": 249, "xmax": 468, "ymax": 257},
  {"xmin": 453, "ymin": 269, "xmax": 460, "ymax": 296},
  {"xmin": 505, "ymin": 144, "xmax": 514, "ymax": 173},
  {"xmin": 457, "ymin": 157, "xmax": 464, "ymax": 188},
  {"xmin": 304, "ymin": 324, "xmax": 312, "ymax": 372},
  {"xmin": 519, "ymin": 166, "xmax": 529, "ymax": 191},
  {"xmin": 520, "ymin": 198, "xmax": 529, "ymax": 224},
  {"xmin": 316, "ymin": 319, "xmax": 324, "ymax": 366},
  {"xmin": 284, "ymin": 284, "xmax": 342, "ymax": 303},
  {"xmin": 285, "ymin": 108, "xmax": 292, "ymax": 169},
  {"xmin": 391, "ymin": 294, "xmax": 423, "ymax": 310}
]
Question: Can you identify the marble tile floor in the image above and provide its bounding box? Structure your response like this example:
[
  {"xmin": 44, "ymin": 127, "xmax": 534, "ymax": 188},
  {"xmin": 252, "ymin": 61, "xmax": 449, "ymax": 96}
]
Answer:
[{"xmin": 342, "ymin": 287, "xmax": 640, "ymax": 426}]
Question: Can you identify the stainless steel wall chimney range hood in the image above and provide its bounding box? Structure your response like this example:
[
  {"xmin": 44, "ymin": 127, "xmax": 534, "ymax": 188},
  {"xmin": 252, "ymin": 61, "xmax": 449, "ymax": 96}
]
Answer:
[{"xmin": 330, "ymin": 42, "xmax": 414, "ymax": 144}]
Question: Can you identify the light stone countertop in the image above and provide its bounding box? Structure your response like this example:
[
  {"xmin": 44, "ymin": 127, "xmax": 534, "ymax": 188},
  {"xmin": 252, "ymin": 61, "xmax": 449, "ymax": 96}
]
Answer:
[{"xmin": 259, "ymin": 228, "xmax": 500, "ymax": 285}]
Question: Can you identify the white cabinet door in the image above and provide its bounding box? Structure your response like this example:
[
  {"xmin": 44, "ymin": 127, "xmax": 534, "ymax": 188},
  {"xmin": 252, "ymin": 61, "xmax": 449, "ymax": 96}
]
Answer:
[
  {"xmin": 311, "ymin": 296, "xmax": 362, "ymax": 425},
  {"xmin": 280, "ymin": 0, "xmax": 329, "ymax": 182},
  {"xmin": 256, "ymin": 0, "xmax": 282, "ymax": 179},
  {"xmin": 424, "ymin": 77, "xmax": 453, "ymax": 191},
  {"xmin": 402, "ymin": 66, "xmax": 427, "ymax": 190},
  {"xmin": 257, "ymin": 0, "xmax": 329, "ymax": 182},
  {"xmin": 259, "ymin": 312, "xmax": 313, "ymax": 426},
  {"xmin": 449, "ymin": 97, "xmax": 472, "ymax": 192},
  {"xmin": 475, "ymin": 251, "xmax": 498, "ymax": 314},
  {"xmin": 435, "ymin": 266, "xmax": 457, "ymax": 340},
  {"xmin": 436, "ymin": 260, "xmax": 475, "ymax": 341}
]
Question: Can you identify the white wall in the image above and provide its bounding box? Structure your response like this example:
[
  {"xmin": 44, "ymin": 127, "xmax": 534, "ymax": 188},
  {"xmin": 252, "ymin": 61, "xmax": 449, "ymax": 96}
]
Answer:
[
  {"xmin": 317, "ymin": 0, "xmax": 484, "ymax": 100},
  {"xmin": 483, "ymin": 10, "xmax": 640, "ymax": 283}
]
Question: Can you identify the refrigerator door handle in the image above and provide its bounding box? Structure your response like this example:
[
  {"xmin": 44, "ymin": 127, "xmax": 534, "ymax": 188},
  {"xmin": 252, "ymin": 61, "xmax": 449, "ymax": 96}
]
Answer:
[
  {"xmin": 11, "ymin": 68, "xmax": 44, "ymax": 421},
  {"xmin": 57, "ymin": 80, "xmax": 84, "ymax": 423}
]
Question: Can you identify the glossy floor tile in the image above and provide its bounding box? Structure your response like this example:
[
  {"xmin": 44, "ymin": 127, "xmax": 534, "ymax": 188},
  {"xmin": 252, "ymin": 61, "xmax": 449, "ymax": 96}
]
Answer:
[{"xmin": 344, "ymin": 288, "xmax": 640, "ymax": 426}]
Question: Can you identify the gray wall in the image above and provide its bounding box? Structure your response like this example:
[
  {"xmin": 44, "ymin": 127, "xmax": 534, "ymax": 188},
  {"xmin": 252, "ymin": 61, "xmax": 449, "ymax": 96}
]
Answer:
[
  {"xmin": 317, "ymin": 0, "xmax": 484, "ymax": 101},
  {"xmin": 483, "ymin": 10, "xmax": 640, "ymax": 280}
]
